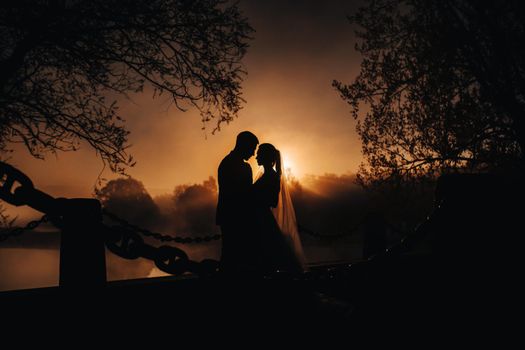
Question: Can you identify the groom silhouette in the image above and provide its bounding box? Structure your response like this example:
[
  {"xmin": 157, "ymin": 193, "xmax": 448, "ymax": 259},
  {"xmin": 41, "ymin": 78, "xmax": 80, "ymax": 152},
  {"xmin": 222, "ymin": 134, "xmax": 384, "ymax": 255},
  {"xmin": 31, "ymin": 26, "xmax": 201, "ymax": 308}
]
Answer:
[{"xmin": 216, "ymin": 131, "xmax": 259, "ymax": 274}]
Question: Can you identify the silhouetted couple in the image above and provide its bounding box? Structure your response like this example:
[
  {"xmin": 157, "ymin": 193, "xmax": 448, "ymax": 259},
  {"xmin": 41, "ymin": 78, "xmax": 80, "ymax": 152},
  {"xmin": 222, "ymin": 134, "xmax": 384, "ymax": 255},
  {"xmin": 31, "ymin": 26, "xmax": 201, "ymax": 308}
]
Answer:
[{"xmin": 216, "ymin": 131, "xmax": 307, "ymax": 275}]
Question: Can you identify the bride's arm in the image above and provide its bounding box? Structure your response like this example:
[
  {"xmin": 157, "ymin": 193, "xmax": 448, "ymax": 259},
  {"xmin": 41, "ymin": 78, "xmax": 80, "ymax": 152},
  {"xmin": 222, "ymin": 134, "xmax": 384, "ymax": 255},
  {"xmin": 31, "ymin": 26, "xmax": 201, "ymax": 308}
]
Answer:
[
  {"xmin": 253, "ymin": 174, "xmax": 280, "ymax": 208},
  {"xmin": 269, "ymin": 176, "xmax": 280, "ymax": 208}
]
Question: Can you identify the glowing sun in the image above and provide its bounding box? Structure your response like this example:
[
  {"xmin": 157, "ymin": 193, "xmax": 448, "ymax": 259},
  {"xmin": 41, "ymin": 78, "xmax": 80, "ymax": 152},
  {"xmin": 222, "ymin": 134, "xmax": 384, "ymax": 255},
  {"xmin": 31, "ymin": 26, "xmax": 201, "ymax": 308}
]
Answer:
[{"xmin": 281, "ymin": 153, "xmax": 298, "ymax": 179}]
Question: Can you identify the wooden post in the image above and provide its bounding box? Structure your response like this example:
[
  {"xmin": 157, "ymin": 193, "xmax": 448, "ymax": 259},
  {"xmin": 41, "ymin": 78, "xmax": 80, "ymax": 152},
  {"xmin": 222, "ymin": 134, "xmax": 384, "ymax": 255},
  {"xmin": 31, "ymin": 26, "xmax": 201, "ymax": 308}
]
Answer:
[{"xmin": 58, "ymin": 198, "xmax": 106, "ymax": 288}]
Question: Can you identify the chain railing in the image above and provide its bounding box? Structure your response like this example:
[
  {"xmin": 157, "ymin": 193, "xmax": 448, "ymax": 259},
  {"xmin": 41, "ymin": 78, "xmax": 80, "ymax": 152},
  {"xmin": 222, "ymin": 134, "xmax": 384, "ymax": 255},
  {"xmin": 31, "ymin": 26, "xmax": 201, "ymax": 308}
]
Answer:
[
  {"xmin": 0, "ymin": 160, "xmax": 222, "ymax": 285},
  {"xmin": 0, "ymin": 209, "xmax": 396, "ymax": 245},
  {"xmin": 102, "ymin": 209, "xmax": 221, "ymax": 244},
  {"xmin": 1, "ymin": 159, "xmax": 426, "ymax": 288},
  {"xmin": 103, "ymin": 206, "xmax": 368, "ymax": 244},
  {"xmin": 0, "ymin": 214, "xmax": 51, "ymax": 242},
  {"xmin": 102, "ymin": 221, "xmax": 219, "ymax": 276}
]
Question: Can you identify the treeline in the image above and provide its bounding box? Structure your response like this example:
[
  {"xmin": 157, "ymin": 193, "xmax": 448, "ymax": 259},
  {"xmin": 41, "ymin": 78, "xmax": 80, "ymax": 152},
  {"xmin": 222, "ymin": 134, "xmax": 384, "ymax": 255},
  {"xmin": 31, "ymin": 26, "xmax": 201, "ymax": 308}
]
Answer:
[{"xmin": 97, "ymin": 173, "xmax": 436, "ymax": 239}]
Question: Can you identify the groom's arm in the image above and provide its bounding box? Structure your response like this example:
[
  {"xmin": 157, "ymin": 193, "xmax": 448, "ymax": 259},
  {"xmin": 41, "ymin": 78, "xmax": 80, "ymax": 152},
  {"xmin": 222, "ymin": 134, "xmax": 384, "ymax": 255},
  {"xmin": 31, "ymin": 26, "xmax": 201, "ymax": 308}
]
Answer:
[
  {"xmin": 218, "ymin": 160, "xmax": 252, "ymax": 202},
  {"xmin": 269, "ymin": 176, "xmax": 280, "ymax": 208},
  {"xmin": 241, "ymin": 162, "xmax": 253, "ymax": 188}
]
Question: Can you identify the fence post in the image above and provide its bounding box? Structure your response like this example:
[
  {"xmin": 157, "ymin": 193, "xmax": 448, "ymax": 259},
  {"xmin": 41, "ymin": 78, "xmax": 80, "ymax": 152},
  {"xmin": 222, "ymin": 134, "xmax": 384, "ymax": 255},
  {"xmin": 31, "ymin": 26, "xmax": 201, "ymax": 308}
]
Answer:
[{"xmin": 58, "ymin": 198, "xmax": 106, "ymax": 288}]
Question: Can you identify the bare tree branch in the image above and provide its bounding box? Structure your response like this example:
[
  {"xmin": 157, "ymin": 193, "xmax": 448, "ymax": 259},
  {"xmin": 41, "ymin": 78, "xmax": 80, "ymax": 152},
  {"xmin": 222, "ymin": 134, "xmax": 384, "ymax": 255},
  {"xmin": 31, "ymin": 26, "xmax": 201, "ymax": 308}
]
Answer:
[{"xmin": 0, "ymin": 0, "xmax": 253, "ymax": 173}]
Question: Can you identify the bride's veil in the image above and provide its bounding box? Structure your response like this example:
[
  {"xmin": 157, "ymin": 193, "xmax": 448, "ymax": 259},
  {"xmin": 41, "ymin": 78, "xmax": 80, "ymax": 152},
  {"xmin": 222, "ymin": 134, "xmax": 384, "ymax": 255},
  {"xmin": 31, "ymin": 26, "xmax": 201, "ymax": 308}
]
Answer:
[{"xmin": 255, "ymin": 150, "xmax": 308, "ymax": 271}]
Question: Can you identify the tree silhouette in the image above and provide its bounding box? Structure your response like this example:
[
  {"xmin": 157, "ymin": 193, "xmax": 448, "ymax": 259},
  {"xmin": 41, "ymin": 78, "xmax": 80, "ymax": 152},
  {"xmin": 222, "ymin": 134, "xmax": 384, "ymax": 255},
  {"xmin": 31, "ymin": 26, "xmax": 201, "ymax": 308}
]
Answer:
[
  {"xmin": 96, "ymin": 177, "xmax": 160, "ymax": 228},
  {"xmin": 334, "ymin": 0, "xmax": 524, "ymax": 188},
  {"xmin": 169, "ymin": 176, "xmax": 218, "ymax": 236},
  {"xmin": 0, "ymin": 0, "xmax": 253, "ymax": 173}
]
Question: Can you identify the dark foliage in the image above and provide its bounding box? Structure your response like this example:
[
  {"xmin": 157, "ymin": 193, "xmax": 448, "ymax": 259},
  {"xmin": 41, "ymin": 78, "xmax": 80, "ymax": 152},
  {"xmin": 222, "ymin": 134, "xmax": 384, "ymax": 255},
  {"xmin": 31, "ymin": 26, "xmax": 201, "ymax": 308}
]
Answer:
[
  {"xmin": 0, "ymin": 0, "xmax": 253, "ymax": 173},
  {"xmin": 96, "ymin": 177, "xmax": 160, "ymax": 228},
  {"xmin": 169, "ymin": 176, "xmax": 218, "ymax": 236},
  {"xmin": 334, "ymin": 0, "xmax": 525, "ymax": 189}
]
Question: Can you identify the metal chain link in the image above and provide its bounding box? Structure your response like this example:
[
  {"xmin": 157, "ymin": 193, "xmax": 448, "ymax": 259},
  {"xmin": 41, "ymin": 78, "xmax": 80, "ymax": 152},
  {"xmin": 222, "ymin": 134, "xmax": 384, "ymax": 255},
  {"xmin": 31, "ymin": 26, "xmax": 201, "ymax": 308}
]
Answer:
[
  {"xmin": 102, "ymin": 209, "xmax": 221, "ymax": 244},
  {"xmin": 0, "ymin": 214, "xmax": 50, "ymax": 242},
  {"xmin": 1, "ymin": 160, "xmax": 441, "ymax": 282},
  {"xmin": 103, "ymin": 207, "xmax": 368, "ymax": 243},
  {"xmin": 103, "ymin": 208, "xmax": 393, "ymax": 243},
  {"xmin": 102, "ymin": 223, "xmax": 219, "ymax": 277}
]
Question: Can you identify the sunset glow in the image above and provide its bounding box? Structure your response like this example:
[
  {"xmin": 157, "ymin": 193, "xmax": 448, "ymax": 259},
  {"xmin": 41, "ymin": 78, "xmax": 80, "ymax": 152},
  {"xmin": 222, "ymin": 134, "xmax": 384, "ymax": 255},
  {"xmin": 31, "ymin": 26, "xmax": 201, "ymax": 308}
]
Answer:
[
  {"xmin": 281, "ymin": 153, "xmax": 298, "ymax": 178},
  {"xmin": 0, "ymin": 0, "xmax": 521, "ymax": 327},
  {"xmin": 2, "ymin": 0, "xmax": 363, "ymax": 220}
]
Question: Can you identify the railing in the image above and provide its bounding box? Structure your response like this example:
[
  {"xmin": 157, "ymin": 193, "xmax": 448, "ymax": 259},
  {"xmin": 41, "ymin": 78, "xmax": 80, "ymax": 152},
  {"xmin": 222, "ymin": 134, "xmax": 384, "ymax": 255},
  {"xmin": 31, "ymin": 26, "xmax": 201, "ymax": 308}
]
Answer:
[
  {"xmin": 0, "ymin": 161, "xmax": 227, "ymax": 288},
  {"xmin": 1, "ymin": 160, "xmax": 427, "ymax": 290}
]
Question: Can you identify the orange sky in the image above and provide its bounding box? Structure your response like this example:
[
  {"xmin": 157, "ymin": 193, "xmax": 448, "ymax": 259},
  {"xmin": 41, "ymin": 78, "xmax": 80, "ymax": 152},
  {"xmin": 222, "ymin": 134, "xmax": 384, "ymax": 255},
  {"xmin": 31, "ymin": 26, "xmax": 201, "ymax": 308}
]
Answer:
[{"xmin": 4, "ymin": 0, "xmax": 364, "ymax": 218}]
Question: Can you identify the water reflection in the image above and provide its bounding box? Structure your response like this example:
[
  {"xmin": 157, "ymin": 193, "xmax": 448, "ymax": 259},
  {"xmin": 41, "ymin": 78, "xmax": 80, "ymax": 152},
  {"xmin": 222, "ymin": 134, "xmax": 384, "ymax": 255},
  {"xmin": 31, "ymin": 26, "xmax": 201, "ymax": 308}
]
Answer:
[{"xmin": 0, "ymin": 233, "xmax": 364, "ymax": 292}]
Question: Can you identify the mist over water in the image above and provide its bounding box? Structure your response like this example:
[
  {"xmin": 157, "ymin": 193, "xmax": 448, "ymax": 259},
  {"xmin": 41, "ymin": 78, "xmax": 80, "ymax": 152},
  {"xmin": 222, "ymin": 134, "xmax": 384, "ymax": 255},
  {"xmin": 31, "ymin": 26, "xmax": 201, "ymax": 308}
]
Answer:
[
  {"xmin": 0, "ymin": 248, "xmax": 59, "ymax": 291},
  {"xmin": 1, "ymin": 173, "xmax": 410, "ymax": 292},
  {"xmin": 0, "ymin": 239, "xmax": 224, "ymax": 291}
]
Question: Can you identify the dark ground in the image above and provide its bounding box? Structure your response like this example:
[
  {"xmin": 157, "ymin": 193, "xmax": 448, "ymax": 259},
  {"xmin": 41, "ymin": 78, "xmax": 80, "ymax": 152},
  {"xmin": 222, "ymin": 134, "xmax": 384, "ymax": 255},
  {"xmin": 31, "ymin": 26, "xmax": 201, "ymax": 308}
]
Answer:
[{"xmin": 0, "ymin": 173, "xmax": 521, "ymax": 343}]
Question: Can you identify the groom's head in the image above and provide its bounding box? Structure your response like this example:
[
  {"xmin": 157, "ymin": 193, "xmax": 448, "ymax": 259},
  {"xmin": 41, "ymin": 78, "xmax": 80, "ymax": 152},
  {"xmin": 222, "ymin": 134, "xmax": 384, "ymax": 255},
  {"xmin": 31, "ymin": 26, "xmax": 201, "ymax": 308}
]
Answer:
[{"xmin": 234, "ymin": 131, "xmax": 259, "ymax": 160}]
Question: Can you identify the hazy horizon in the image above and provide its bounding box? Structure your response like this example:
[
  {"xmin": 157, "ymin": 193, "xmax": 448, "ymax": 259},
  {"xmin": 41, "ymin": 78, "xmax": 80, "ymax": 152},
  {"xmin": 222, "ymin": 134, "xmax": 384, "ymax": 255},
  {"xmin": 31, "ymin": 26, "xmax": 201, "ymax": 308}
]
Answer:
[{"xmin": 3, "ymin": 0, "xmax": 363, "ymax": 206}]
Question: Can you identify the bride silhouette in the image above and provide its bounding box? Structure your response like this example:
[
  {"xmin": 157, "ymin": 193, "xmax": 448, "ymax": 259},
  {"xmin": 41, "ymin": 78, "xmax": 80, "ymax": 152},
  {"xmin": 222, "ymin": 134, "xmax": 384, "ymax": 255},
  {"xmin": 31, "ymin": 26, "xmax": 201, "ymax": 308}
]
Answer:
[{"xmin": 253, "ymin": 143, "xmax": 307, "ymax": 274}]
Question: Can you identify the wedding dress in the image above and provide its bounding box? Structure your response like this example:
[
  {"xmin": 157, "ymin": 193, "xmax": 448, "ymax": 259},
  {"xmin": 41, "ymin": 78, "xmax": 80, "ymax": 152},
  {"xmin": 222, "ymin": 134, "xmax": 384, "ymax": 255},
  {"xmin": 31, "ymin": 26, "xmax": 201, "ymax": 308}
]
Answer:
[
  {"xmin": 253, "ymin": 156, "xmax": 307, "ymax": 273},
  {"xmin": 271, "ymin": 167, "xmax": 308, "ymax": 271}
]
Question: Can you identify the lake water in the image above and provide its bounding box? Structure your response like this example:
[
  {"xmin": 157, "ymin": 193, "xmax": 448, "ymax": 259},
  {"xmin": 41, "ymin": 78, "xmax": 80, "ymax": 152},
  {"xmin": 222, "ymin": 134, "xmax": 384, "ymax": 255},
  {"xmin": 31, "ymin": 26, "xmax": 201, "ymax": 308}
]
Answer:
[{"xmin": 0, "ymin": 229, "xmax": 365, "ymax": 292}]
